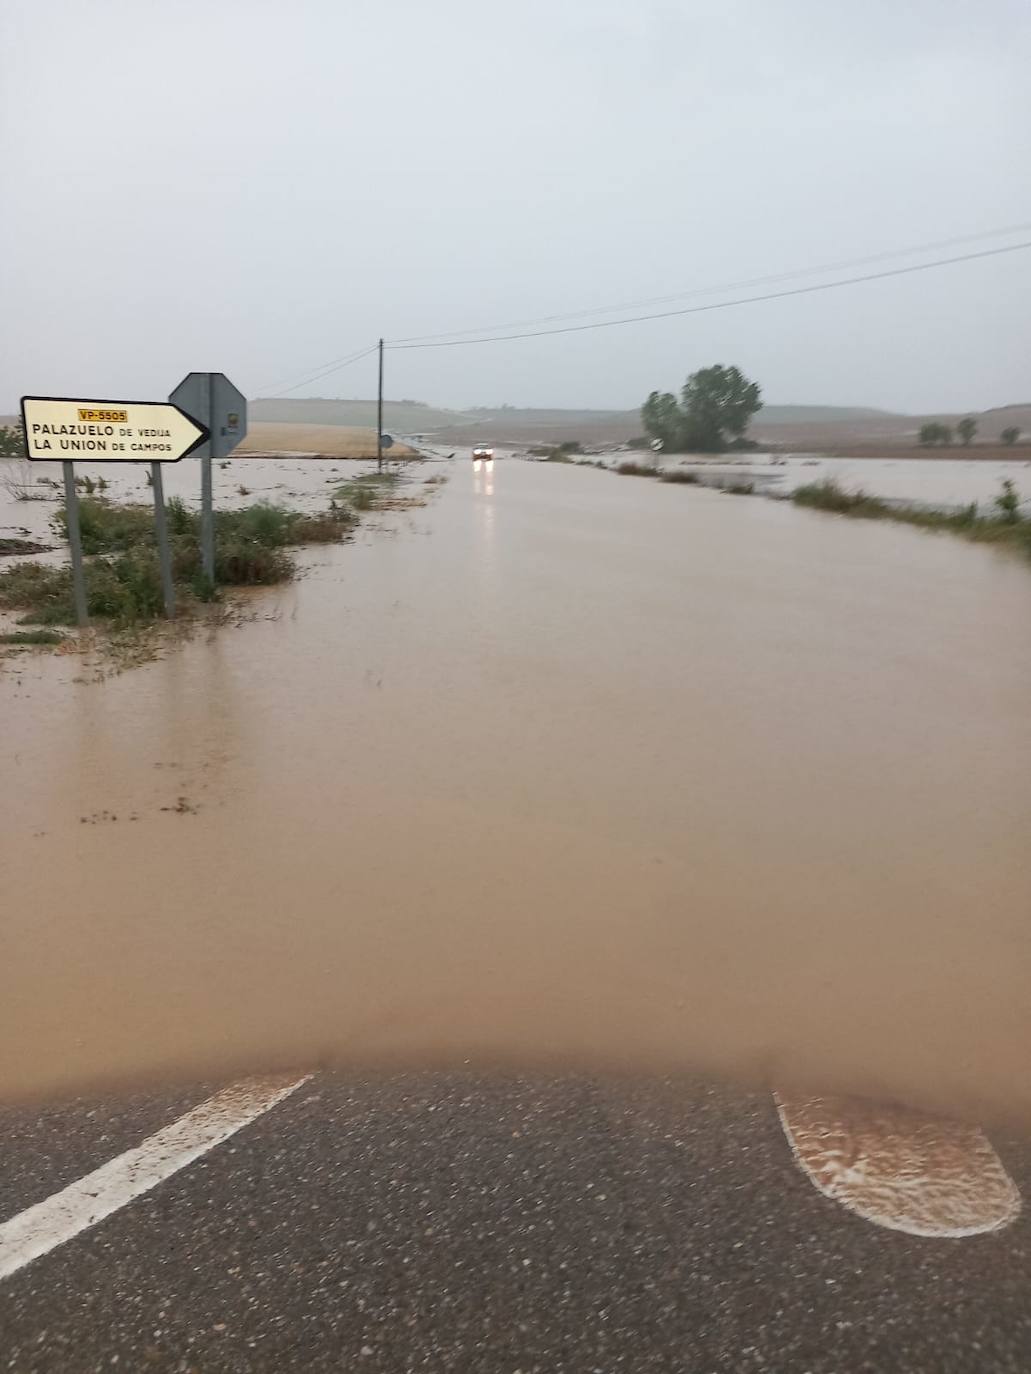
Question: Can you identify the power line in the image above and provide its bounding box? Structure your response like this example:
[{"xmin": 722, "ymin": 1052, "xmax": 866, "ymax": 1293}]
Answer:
[
  {"xmin": 255, "ymin": 343, "xmax": 379, "ymax": 398},
  {"xmin": 388, "ymin": 222, "xmax": 1031, "ymax": 345},
  {"xmin": 387, "ymin": 241, "xmax": 1031, "ymax": 351}
]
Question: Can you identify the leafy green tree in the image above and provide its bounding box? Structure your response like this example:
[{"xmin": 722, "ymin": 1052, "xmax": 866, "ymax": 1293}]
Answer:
[
  {"xmin": 1001, "ymin": 426, "xmax": 1020, "ymax": 446},
  {"xmin": 0, "ymin": 423, "xmax": 25, "ymax": 457},
  {"xmin": 640, "ymin": 391, "xmax": 681, "ymax": 450},
  {"xmin": 641, "ymin": 366, "xmax": 762, "ymax": 453},
  {"xmin": 957, "ymin": 416, "xmax": 977, "ymax": 446},
  {"xmin": 940, "ymin": 424, "xmax": 954, "ymax": 446},
  {"xmin": 680, "ymin": 365, "xmax": 762, "ymax": 452}
]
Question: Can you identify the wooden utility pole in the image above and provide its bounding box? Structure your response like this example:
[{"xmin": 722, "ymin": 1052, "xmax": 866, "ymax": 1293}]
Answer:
[{"xmin": 376, "ymin": 338, "xmax": 384, "ymax": 473}]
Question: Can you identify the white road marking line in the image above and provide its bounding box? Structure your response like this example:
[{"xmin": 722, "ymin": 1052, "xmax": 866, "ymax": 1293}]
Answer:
[{"xmin": 0, "ymin": 1073, "xmax": 311, "ymax": 1281}]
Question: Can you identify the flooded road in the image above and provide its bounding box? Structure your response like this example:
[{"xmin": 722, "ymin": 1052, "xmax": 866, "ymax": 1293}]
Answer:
[{"xmin": 2, "ymin": 458, "xmax": 1030, "ymax": 1128}]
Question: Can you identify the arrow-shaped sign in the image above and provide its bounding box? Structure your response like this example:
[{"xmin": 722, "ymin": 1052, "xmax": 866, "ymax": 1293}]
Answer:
[{"xmin": 20, "ymin": 396, "xmax": 209, "ymax": 463}]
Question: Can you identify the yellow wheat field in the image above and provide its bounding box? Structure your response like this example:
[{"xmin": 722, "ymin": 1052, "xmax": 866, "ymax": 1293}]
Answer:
[{"xmin": 238, "ymin": 423, "xmax": 418, "ymax": 458}]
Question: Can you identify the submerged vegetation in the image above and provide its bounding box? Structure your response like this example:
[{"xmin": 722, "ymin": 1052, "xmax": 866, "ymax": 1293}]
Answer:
[
  {"xmin": 792, "ymin": 478, "xmax": 1031, "ymax": 560},
  {"xmin": 0, "ymin": 478, "xmax": 396, "ymax": 631},
  {"xmin": 0, "ymin": 628, "xmax": 64, "ymax": 646},
  {"xmin": 334, "ymin": 472, "xmax": 399, "ymax": 510}
]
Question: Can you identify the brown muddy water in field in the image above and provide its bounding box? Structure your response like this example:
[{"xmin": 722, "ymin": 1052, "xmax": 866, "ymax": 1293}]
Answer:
[{"xmin": 2, "ymin": 460, "xmax": 1030, "ymax": 1127}]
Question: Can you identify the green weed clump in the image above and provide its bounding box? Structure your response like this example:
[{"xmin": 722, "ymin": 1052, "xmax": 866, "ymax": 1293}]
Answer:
[
  {"xmin": 659, "ymin": 469, "xmax": 700, "ymax": 485},
  {"xmin": 616, "ymin": 460, "xmax": 660, "ymax": 477}
]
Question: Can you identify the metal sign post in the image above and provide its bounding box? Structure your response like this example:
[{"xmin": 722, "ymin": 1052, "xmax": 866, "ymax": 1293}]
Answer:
[
  {"xmin": 169, "ymin": 373, "xmax": 248, "ymax": 588},
  {"xmin": 151, "ymin": 462, "xmax": 176, "ymax": 618},
  {"xmin": 61, "ymin": 462, "xmax": 89, "ymax": 628},
  {"xmin": 200, "ymin": 374, "xmax": 214, "ymax": 582}
]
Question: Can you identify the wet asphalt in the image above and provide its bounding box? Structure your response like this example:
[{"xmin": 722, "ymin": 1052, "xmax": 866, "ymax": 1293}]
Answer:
[{"xmin": 1, "ymin": 1072, "xmax": 1030, "ymax": 1373}]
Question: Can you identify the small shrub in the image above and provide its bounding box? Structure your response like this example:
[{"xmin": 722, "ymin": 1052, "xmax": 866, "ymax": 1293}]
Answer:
[
  {"xmin": 220, "ymin": 502, "xmax": 293, "ymax": 548},
  {"xmin": 994, "ymin": 478, "xmax": 1022, "ymax": 524},
  {"xmin": 166, "ymin": 497, "xmax": 196, "ymax": 537},
  {"xmin": 290, "ymin": 509, "xmax": 357, "ymax": 543},
  {"xmin": 616, "ymin": 460, "xmax": 659, "ymax": 477},
  {"xmin": 659, "ymin": 469, "xmax": 699, "ymax": 484},
  {"xmin": 215, "ymin": 540, "xmax": 293, "ymax": 585}
]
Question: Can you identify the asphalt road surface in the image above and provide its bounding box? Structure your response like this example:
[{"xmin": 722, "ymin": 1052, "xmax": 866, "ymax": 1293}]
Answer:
[{"xmin": 2, "ymin": 1071, "xmax": 1029, "ymax": 1372}]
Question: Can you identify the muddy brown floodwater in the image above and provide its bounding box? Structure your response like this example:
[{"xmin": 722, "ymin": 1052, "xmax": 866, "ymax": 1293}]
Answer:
[{"xmin": 2, "ymin": 459, "xmax": 1030, "ymax": 1128}]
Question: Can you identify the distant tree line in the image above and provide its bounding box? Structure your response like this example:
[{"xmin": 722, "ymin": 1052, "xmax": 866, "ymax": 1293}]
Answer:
[
  {"xmin": 919, "ymin": 417, "xmax": 1022, "ymax": 448},
  {"xmin": 641, "ymin": 365, "xmax": 761, "ymax": 454}
]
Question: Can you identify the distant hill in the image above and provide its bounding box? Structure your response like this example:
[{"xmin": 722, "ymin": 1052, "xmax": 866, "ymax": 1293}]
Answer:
[
  {"xmin": 754, "ymin": 404, "xmax": 898, "ymax": 425},
  {"xmin": 250, "ymin": 398, "xmax": 475, "ymax": 433},
  {"xmin": 252, "ymin": 400, "xmax": 897, "ymax": 435}
]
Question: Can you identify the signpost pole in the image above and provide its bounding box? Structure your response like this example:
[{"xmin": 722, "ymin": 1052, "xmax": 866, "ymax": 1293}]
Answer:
[
  {"xmin": 200, "ymin": 373, "xmax": 215, "ymax": 584},
  {"xmin": 61, "ymin": 461, "xmax": 88, "ymax": 628},
  {"xmin": 168, "ymin": 374, "xmax": 246, "ymax": 589},
  {"xmin": 151, "ymin": 462, "xmax": 176, "ymax": 618},
  {"xmin": 377, "ymin": 338, "xmax": 384, "ymax": 474}
]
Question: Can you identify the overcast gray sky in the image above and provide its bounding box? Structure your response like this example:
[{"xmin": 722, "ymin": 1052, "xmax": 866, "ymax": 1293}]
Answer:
[{"xmin": 3, "ymin": 0, "xmax": 1029, "ymax": 414}]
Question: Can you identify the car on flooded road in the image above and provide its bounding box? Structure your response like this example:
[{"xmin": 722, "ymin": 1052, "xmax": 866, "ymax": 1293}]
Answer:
[{"xmin": 472, "ymin": 443, "xmax": 494, "ymax": 466}]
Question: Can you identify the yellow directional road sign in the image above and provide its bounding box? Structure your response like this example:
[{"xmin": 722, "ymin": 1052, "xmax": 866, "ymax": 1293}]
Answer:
[{"xmin": 20, "ymin": 396, "xmax": 209, "ymax": 463}]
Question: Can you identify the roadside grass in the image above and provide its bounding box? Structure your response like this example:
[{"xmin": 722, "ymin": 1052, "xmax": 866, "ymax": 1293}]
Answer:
[
  {"xmin": 792, "ymin": 478, "xmax": 1031, "ymax": 561},
  {"xmin": 562, "ymin": 459, "xmax": 1031, "ymax": 566}
]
